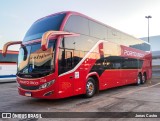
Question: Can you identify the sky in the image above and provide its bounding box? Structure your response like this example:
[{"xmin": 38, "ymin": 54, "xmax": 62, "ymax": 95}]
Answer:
[{"xmin": 0, "ymin": 0, "xmax": 160, "ymax": 50}]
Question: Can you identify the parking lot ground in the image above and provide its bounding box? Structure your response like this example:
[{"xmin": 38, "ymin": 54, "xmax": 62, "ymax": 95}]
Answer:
[{"xmin": 0, "ymin": 76, "xmax": 160, "ymax": 121}]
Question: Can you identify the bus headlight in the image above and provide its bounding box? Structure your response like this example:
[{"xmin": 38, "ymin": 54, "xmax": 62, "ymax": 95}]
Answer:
[{"xmin": 39, "ymin": 80, "xmax": 55, "ymax": 89}]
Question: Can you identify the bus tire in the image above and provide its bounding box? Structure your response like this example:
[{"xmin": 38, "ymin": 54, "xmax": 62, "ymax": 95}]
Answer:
[
  {"xmin": 141, "ymin": 73, "xmax": 147, "ymax": 84},
  {"xmin": 85, "ymin": 77, "xmax": 96, "ymax": 98},
  {"xmin": 137, "ymin": 74, "xmax": 142, "ymax": 86}
]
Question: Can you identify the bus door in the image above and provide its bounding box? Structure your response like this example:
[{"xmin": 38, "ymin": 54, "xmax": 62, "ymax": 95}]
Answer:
[
  {"xmin": 64, "ymin": 50, "xmax": 84, "ymax": 96},
  {"xmin": 58, "ymin": 49, "xmax": 74, "ymax": 97}
]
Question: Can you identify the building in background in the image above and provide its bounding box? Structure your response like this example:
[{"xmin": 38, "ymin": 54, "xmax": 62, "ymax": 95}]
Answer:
[
  {"xmin": 141, "ymin": 35, "xmax": 160, "ymax": 51},
  {"xmin": 0, "ymin": 50, "xmax": 18, "ymax": 82},
  {"xmin": 141, "ymin": 36, "xmax": 160, "ymax": 77}
]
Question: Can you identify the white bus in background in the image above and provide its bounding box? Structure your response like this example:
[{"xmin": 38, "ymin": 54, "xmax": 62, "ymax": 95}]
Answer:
[{"xmin": 0, "ymin": 50, "xmax": 18, "ymax": 82}]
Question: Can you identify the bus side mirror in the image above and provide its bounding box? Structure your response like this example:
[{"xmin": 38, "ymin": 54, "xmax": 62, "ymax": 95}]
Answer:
[
  {"xmin": 41, "ymin": 31, "xmax": 79, "ymax": 51},
  {"xmin": 2, "ymin": 41, "xmax": 22, "ymax": 57}
]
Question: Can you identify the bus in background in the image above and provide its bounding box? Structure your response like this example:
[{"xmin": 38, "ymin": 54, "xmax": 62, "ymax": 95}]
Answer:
[
  {"xmin": 2, "ymin": 11, "xmax": 152, "ymax": 99},
  {"xmin": 0, "ymin": 50, "xmax": 18, "ymax": 82}
]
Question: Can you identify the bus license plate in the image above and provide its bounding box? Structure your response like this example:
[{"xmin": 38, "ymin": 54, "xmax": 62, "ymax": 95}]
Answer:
[{"xmin": 25, "ymin": 92, "xmax": 32, "ymax": 97}]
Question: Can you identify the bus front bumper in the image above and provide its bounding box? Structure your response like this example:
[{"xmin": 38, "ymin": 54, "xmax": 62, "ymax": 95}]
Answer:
[{"xmin": 18, "ymin": 86, "xmax": 59, "ymax": 99}]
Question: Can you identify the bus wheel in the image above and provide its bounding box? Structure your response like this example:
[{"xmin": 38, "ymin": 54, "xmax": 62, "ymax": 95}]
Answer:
[
  {"xmin": 141, "ymin": 73, "xmax": 147, "ymax": 84},
  {"xmin": 85, "ymin": 78, "xmax": 96, "ymax": 98},
  {"xmin": 137, "ymin": 74, "xmax": 142, "ymax": 85}
]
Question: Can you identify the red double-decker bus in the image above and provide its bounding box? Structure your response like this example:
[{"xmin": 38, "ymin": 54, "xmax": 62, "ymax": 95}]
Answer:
[{"xmin": 2, "ymin": 11, "xmax": 152, "ymax": 99}]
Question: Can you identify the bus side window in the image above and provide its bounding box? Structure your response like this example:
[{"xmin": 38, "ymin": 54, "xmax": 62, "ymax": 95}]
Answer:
[
  {"xmin": 66, "ymin": 51, "xmax": 73, "ymax": 68},
  {"xmin": 58, "ymin": 49, "xmax": 74, "ymax": 75},
  {"xmin": 103, "ymin": 59, "xmax": 109, "ymax": 69},
  {"xmin": 58, "ymin": 49, "xmax": 65, "ymax": 75},
  {"xmin": 61, "ymin": 50, "xmax": 66, "ymax": 67}
]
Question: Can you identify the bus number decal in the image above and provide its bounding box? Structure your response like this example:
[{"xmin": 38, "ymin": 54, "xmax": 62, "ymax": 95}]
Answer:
[{"xmin": 75, "ymin": 72, "xmax": 79, "ymax": 79}]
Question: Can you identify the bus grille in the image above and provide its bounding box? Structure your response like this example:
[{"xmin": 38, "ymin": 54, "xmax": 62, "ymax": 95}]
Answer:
[{"xmin": 20, "ymin": 84, "xmax": 39, "ymax": 90}]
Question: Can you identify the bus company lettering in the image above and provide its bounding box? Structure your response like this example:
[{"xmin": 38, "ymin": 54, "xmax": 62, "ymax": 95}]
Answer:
[
  {"xmin": 30, "ymin": 53, "xmax": 51, "ymax": 60},
  {"xmin": 19, "ymin": 80, "xmax": 39, "ymax": 85},
  {"xmin": 124, "ymin": 50, "xmax": 144, "ymax": 58}
]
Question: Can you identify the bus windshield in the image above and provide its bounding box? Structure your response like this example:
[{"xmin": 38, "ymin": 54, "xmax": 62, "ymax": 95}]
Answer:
[
  {"xmin": 17, "ymin": 41, "xmax": 56, "ymax": 78},
  {"xmin": 23, "ymin": 13, "xmax": 66, "ymax": 42}
]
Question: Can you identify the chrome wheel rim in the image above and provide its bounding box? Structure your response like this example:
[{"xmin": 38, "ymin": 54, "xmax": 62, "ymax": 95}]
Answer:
[
  {"xmin": 138, "ymin": 76, "xmax": 141, "ymax": 85},
  {"xmin": 87, "ymin": 81, "xmax": 94, "ymax": 96}
]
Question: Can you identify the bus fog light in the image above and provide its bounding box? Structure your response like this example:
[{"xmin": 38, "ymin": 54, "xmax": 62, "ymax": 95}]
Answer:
[{"xmin": 39, "ymin": 80, "xmax": 55, "ymax": 89}]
